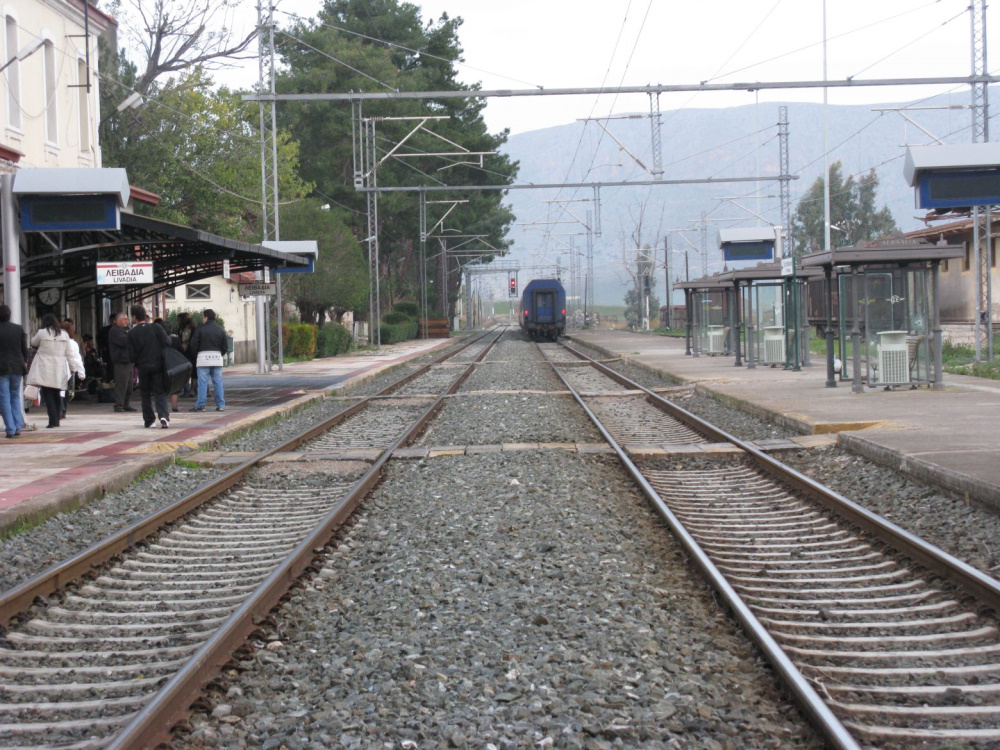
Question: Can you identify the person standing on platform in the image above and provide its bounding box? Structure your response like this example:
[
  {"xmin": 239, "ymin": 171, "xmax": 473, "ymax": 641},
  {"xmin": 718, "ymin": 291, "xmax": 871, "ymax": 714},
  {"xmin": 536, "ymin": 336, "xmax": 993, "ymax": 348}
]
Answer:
[
  {"xmin": 97, "ymin": 313, "xmax": 115, "ymax": 382},
  {"xmin": 28, "ymin": 314, "xmax": 82, "ymax": 429},
  {"xmin": 127, "ymin": 305, "xmax": 171, "ymax": 428},
  {"xmin": 108, "ymin": 311, "xmax": 134, "ymax": 413},
  {"xmin": 189, "ymin": 308, "xmax": 226, "ymax": 412},
  {"xmin": 59, "ymin": 320, "xmax": 85, "ymax": 420},
  {"xmin": 0, "ymin": 304, "xmax": 27, "ymax": 438}
]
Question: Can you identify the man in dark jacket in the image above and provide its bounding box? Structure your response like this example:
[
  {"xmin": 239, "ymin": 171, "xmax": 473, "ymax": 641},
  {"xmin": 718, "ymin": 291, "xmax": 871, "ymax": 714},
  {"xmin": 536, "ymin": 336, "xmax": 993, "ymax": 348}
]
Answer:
[
  {"xmin": 126, "ymin": 305, "xmax": 172, "ymax": 428},
  {"xmin": 96, "ymin": 313, "xmax": 115, "ymax": 382},
  {"xmin": 0, "ymin": 304, "xmax": 27, "ymax": 438},
  {"xmin": 189, "ymin": 308, "xmax": 227, "ymax": 412},
  {"xmin": 108, "ymin": 311, "xmax": 135, "ymax": 413}
]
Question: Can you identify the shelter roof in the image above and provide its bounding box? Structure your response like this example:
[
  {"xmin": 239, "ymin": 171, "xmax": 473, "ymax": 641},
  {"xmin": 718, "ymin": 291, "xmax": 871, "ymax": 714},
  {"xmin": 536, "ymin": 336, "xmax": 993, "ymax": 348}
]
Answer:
[
  {"xmin": 903, "ymin": 143, "xmax": 1000, "ymax": 186},
  {"xmin": 21, "ymin": 212, "xmax": 310, "ymax": 301},
  {"xmin": 719, "ymin": 261, "xmax": 823, "ymax": 282},
  {"xmin": 799, "ymin": 237, "xmax": 964, "ymax": 270},
  {"xmin": 717, "ymin": 226, "xmax": 777, "ymax": 246},
  {"xmin": 14, "ymin": 168, "xmax": 130, "ymax": 206},
  {"xmin": 673, "ymin": 272, "xmax": 731, "ymax": 291}
]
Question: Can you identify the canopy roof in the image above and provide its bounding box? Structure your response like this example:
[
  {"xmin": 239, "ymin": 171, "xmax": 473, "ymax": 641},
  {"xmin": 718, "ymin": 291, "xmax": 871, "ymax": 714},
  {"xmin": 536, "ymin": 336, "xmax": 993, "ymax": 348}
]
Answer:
[
  {"xmin": 14, "ymin": 168, "xmax": 130, "ymax": 206},
  {"xmin": 799, "ymin": 237, "xmax": 964, "ymax": 270},
  {"xmin": 22, "ymin": 212, "xmax": 311, "ymax": 301}
]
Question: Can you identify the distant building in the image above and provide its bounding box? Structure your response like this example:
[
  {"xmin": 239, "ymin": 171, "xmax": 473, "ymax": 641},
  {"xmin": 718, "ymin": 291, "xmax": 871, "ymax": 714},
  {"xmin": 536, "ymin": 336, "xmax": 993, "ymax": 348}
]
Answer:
[
  {"xmin": 164, "ymin": 275, "xmax": 258, "ymax": 364},
  {"xmin": 905, "ymin": 218, "xmax": 998, "ymax": 345}
]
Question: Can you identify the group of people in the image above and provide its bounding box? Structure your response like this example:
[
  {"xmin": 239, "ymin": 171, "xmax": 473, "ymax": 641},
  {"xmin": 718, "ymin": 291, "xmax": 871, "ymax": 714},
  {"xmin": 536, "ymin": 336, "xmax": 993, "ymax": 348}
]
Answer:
[{"xmin": 0, "ymin": 305, "xmax": 227, "ymax": 437}]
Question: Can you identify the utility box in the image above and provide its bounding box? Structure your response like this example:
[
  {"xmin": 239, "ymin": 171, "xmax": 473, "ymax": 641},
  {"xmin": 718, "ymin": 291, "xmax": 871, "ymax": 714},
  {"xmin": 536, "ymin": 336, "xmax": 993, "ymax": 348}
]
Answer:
[
  {"xmin": 706, "ymin": 325, "xmax": 725, "ymax": 355},
  {"xmin": 763, "ymin": 326, "xmax": 786, "ymax": 365},
  {"xmin": 877, "ymin": 330, "xmax": 909, "ymax": 386}
]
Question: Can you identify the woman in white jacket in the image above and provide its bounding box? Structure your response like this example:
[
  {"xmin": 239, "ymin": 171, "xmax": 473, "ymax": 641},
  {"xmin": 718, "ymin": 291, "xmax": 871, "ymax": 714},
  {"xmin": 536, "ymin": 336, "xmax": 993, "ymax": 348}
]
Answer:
[
  {"xmin": 28, "ymin": 314, "xmax": 84, "ymax": 428},
  {"xmin": 59, "ymin": 320, "xmax": 85, "ymax": 420}
]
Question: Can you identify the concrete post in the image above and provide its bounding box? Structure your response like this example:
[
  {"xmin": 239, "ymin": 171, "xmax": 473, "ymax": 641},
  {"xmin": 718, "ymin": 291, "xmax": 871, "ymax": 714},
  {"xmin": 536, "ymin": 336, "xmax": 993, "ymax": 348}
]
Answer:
[
  {"xmin": 1, "ymin": 174, "xmax": 21, "ymax": 324},
  {"xmin": 851, "ymin": 267, "xmax": 863, "ymax": 393},
  {"xmin": 932, "ymin": 260, "xmax": 945, "ymax": 390},
  {"xmin": 825, "ymin": 265, "xmax": 837, "ymax": 388}
]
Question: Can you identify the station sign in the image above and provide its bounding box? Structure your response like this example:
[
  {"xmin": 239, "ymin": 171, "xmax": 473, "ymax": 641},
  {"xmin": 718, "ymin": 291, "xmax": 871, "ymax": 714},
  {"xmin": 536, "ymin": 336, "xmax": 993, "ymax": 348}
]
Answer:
[
  {"xmin": 238, "ymin": 281, "xmax": 276, "ymax": 296},
  {"xmin": 781, "ymin": 256, "xmax": 795, "ymax": 277},
  {"xmin": 96, "ymin": 262, "xmax": 153, "ymax": 285}
]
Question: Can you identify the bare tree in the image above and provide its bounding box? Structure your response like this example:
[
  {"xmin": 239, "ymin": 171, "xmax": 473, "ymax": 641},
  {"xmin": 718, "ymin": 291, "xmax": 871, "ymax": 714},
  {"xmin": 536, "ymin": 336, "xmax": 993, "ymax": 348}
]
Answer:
[{"xmin": 110, "ymin": 0, "xmax": 258, "ymax": 95}]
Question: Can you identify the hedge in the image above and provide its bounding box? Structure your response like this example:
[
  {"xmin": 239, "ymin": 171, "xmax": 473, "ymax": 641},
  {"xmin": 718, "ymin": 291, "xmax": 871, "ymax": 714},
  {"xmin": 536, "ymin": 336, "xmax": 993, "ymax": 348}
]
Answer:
[
  {"xmin": 282, "ymin": 323, "xmax": 317, "ymax": 359},
  {"xmin": 393, "ymin": 301, "xmax": 419, "ymax": 317},
  {"xmin": 382, "ymin": 311, "xmax": 411, "ymax": 325},
  {"xmin": 316, "ymin": 325, "xmax": 352, "ymax": 357},
  {"xmin": 378, "ymin": 317, "xmax": 418, "ymax": 344}
]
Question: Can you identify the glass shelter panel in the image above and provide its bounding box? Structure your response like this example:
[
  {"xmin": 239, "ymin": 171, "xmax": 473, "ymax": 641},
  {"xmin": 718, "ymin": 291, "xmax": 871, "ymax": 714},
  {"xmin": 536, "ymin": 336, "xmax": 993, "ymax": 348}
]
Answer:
[
  {"xmin": 692, "ymin": 290, "xmax": 729, "ymax": 356},
  {"xmin": 837, "ymin": 266, "xmax": 935, "ymax": 387},
  {"xmin": 743, "ymin": 282, "xmax": 785, "ymax": 366}
]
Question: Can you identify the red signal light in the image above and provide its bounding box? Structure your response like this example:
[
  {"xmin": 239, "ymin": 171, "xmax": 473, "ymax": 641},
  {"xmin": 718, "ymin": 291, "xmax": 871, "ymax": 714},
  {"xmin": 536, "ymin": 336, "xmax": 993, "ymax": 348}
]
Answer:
[{"xmin": 524, "ymin": 309, "xmax": 528, "ymax": 316}]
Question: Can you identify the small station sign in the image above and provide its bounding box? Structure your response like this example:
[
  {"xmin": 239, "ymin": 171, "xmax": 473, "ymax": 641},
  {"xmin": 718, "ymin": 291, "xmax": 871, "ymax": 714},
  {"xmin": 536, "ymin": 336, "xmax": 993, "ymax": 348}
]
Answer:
[
  {"xmin": 96, "ymin": 262, "xmax": 153, "ymax": 285},
  {"xmin": 238, "ymin": 281, "xmax": 276, "ymax": 296}
]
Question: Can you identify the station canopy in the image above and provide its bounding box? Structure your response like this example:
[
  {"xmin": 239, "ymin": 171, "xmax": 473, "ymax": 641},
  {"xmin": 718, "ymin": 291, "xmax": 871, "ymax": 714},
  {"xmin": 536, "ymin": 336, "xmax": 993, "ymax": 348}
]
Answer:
[{"xmin": 20, "ymin": 211, "xmax": 311, "ymax": 301}]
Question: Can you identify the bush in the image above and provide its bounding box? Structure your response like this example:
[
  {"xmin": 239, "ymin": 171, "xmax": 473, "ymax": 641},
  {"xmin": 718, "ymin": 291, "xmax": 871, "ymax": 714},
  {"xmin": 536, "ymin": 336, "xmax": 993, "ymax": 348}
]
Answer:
[
  {"xmin": 282, "ymin": 323, "xmax": 317, "ymax": 359},
  {"xmin": 393, "ymin": 301, "xmax": 419, "ymax": 317},
  {"xmin": 378, "ymin": 316, "xmax": 418, "ymax": 344},
  {"xmin": 316, "ymin": 325, "xmax": 352, "ymax": 357},
  {"xmin": 382, "ymin": 311, "xmax": 412, "ymax": 325}
]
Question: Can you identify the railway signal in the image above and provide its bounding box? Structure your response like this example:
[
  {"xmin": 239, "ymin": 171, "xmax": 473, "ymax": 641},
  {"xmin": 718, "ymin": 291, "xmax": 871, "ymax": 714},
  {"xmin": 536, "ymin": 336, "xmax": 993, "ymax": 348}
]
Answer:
[{"xmin": 509, "ymin": 273, "xmax": 517, "ymax": 297}]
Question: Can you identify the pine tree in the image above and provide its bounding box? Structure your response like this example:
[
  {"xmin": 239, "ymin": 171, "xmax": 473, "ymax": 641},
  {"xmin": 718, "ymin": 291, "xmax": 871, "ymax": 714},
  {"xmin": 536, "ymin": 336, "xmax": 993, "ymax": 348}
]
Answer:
[{"xmin": 792, "ymin": 162, "xmax": 899, "ymax": 255}]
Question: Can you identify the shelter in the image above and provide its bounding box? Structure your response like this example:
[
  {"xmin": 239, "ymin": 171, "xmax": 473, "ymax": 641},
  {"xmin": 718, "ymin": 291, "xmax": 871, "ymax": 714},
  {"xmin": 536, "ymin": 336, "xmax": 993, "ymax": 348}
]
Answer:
[
  {"xmin": 5, "ymin": 168, "xmax": 310, "ymax": 338},
  {"xmin": 673, "ymin": 274, "xmax": 734, "ymax": 358},
  {"xmin": 800, "ymin": 237, "xmax": 964, "ymax": 391},
  {"xmin": 721, "ymin": 262, "xmax": 821, "ymax": 370},
  {"xmin": 677, "ymin": 262, "xmax": 821, "ymax": 370}
]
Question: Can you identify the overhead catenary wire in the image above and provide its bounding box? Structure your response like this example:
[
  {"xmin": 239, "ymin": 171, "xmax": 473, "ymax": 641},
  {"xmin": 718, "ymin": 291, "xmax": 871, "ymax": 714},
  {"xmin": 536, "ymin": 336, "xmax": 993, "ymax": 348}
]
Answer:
[{"xmin": 275, "ymin": 8, "xmax": 543, "ymax": 91}]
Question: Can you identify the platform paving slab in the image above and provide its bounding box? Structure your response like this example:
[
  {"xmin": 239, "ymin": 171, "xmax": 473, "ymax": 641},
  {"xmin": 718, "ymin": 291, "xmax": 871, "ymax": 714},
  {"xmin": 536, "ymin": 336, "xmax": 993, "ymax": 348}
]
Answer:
[
  {"xmin": 0, "ymin": 337, "xmax": 455, "ymax": 535},
  {"xmin": 568, "ymin": 330, "xmax": 1000, "ymax": 509}
]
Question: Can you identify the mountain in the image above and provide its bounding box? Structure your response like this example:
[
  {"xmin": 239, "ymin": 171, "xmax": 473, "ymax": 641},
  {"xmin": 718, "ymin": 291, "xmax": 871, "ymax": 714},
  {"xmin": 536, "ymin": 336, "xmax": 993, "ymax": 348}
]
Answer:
[{"xmin": 498, "ymin": 92, "xmax": 976, "ymax": 305}]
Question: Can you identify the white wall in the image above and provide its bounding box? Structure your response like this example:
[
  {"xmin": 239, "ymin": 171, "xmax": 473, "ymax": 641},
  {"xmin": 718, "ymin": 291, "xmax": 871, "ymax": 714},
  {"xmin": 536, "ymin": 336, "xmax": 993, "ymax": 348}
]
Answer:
[
  {"xmin": 0, "ymin": 0, "xmax": 108, "ymax": 168},
  {"xmin": 165, "ymin": 276, "xmax": 258, "ymax": 364}
]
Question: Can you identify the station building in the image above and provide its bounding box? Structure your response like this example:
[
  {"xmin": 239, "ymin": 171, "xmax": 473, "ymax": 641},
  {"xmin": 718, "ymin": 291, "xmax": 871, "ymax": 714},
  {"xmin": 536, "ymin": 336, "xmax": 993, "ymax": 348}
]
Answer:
[{"xmin": 0, "ymin": 0, "xmax": 310, "ymax": 363}]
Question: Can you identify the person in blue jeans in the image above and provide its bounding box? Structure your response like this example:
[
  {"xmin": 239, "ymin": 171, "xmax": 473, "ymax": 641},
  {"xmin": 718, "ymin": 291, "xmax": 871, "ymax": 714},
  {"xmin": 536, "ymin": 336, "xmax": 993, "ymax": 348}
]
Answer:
[
  {"xmin": 189, "ymin": 308, "xmax": 226, "ymax": 412},
  {"xmin": 0, "ymin": 305, "xmax": 27, "ymax": 438}
]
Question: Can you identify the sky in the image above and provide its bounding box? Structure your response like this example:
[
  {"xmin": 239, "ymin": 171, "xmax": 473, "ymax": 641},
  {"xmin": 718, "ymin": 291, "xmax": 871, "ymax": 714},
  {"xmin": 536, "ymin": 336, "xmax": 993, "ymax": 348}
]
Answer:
[
  {"xmin": 201, "ymin": 0, "xmax": 991, "ymax": 302},
  {"xmin": 214, "ymin": 0, "xmax": 991, "ymax": 136}
]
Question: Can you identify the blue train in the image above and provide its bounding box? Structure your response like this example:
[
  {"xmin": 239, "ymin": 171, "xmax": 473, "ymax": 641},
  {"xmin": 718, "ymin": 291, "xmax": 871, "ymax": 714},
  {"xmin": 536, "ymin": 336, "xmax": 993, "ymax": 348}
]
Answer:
[{"xmin": 519, "ymin": 278, "xmax": 566, "ymax": 340}]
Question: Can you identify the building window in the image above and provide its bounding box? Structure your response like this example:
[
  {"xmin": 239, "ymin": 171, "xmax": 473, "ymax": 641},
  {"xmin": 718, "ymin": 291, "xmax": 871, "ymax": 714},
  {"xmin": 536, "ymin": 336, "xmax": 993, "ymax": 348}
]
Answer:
[
  {"xmin": 5, "ymin": 18, "xmax": 20, "ymax": 130},
  {"xmin": 963, "ymin": 242, "xmax": 971, "ymax": 272},
  {"xmin": 941, "ymin": 259, "xmax": 949, "ymax": 273},
  {"xmin": 186, "ymin": 284, "xmax": 210, "ymax": 300},
  {"xmin": 77, "ymin": 59, "xmax": 89, "ymax": 151},
  {"xmin": 43, "ymin": 41, "xmax": 56, "ymax": 144},
  {"xmin": 164, "ymin": 287, "xmax": 175, "ymax": 300}
]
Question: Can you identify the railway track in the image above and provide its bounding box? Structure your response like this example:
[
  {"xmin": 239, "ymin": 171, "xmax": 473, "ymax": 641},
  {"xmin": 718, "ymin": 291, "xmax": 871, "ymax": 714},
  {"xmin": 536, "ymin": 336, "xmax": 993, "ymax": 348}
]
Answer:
[
  {"xmin": 5, "ymin": 327, "xmax": 1000, "ymax": 748},
  {"xmin": 0, "ymin": 328, "xmax": 503, "ymax": 750},
  {"xmin": 545, "ymin": 337, "xmax": 1000, "ymax": 748}
]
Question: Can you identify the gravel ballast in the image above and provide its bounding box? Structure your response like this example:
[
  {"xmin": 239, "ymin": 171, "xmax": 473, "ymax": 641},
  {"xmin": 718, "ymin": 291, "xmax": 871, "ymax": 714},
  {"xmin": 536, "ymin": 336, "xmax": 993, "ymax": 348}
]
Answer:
[{"xmin": 176, "ymin": 451, "xmax": 823, "ymax": 750}]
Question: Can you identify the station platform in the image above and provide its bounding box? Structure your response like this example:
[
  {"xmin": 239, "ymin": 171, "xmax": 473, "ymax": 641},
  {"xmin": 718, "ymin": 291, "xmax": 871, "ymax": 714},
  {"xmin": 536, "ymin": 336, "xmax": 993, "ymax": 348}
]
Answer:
[
  {"xmin": 568, "ymin": 330, "xmax": 1000, "ymax": 511},
  {"xmin": 0, "ymin": 337, "xmax": 454, "ymax": 533}
]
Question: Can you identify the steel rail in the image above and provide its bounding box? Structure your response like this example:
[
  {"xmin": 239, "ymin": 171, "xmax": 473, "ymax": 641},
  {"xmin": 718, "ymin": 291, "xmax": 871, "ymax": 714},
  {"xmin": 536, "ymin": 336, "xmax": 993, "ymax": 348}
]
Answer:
[
  {"xmin": 560, "ymin": 339, "xmax": 1000, "ymax": 613},
  {"xmin": 0, "ymin": 328, "xmax": 491, "ymax": 627},
  {"xmin": 106, "ymin": 326, "xmax": 506, "ymax": 750},
  {"xmin": 545, "ymin": 342, "xmax": 861, "ymax": 750}
]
